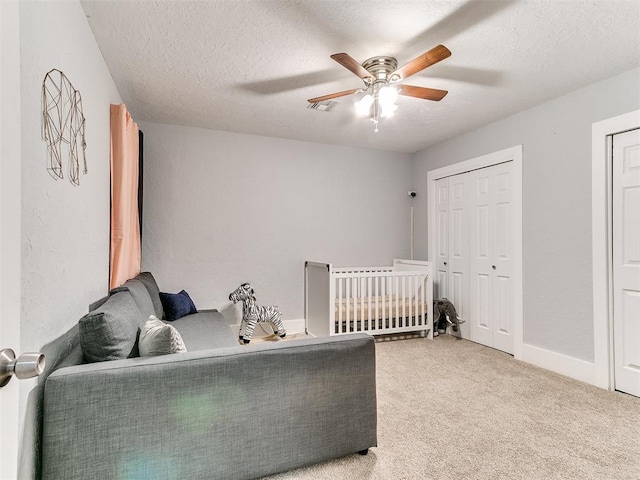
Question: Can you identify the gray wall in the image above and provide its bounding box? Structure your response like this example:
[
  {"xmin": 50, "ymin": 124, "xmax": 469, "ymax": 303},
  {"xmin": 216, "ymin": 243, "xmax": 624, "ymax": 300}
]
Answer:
[
  {"xmin": 412, "ymin": 67, "xmax": 640, "ymax": 362},
  {"xmin": 139, "ymin": 122, "xmax": 413, "ymax": 323}
]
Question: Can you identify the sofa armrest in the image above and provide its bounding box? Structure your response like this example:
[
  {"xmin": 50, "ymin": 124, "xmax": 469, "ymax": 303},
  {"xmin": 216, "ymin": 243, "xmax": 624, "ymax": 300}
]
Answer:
[{"xmin": 42, "ymin": 334, "xmax": 377, "ymax": 480}]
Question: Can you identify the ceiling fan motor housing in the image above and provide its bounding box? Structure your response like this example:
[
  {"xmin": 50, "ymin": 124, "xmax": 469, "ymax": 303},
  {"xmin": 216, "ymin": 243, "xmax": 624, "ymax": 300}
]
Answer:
[{"xmin": 362, "ymin": 56, "xmax": 398, "ymax": 83}]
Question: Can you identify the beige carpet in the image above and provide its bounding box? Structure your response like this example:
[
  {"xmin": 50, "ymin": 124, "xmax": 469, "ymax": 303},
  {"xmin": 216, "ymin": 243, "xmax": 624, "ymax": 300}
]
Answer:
[{"xmin": 264, "ymin": 335, "xmax": 640, "ymax": 480}]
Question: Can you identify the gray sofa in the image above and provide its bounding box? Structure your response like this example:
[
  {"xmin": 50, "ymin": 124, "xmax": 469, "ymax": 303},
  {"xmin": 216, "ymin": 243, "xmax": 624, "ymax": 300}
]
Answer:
[{"xmin": 40, "ymin": 272, "xmax": 377, "ymax": 480}]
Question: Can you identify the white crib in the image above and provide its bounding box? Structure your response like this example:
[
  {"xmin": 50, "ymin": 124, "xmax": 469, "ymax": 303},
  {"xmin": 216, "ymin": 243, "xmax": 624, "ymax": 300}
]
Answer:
[{"xmin": 305, "ymin": 259, "xmax": 433, "ymax": 338}]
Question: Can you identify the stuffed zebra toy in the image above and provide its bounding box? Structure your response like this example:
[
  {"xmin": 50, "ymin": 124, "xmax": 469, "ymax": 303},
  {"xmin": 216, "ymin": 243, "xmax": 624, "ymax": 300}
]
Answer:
[{"xmin": 228, "ymin": 283, "xmax": 286, "ymax": 344}]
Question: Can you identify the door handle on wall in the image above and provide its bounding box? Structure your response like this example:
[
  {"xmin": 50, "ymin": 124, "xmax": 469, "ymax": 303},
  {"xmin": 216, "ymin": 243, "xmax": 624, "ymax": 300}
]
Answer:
[
  {"xmin": 492, "ymin": 265, "xmax": 496, "ymax": 270},
  {"xmin": 444, "ymin": 262, "xmax": 447, "ymax": 266},
  {"xmin": 0, "ymin": 348, "xmax": 45, "ymax": 388}
]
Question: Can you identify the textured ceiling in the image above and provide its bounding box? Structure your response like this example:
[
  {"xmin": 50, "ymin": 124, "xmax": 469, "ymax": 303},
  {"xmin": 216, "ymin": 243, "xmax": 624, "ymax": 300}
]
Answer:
[{"xmin": 81, "ymin": 0, "xmax": 640, "ymax": 153}]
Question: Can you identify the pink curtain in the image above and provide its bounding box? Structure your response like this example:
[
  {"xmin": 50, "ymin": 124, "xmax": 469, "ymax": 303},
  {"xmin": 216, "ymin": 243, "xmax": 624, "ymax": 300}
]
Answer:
[{"xmin": 109, "ymin": 103, "xmax": 141, "ymax": 289}]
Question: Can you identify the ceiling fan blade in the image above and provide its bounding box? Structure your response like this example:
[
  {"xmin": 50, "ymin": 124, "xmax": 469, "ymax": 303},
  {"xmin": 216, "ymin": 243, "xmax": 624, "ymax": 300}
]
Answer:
[
  {"xmin": 330, "ymin": 53, "xmax": 374, "ymax": 80},
  {"xmin": 391, "ymin": 45, "xmax": 451, "ymax": 81},
  {"xmin": 308, "ymin": 88, "xmax": 362, "ymax": 103},
  {"xmin": 398, "ymin": 84, "xmax": 448, "ymax": 101}
]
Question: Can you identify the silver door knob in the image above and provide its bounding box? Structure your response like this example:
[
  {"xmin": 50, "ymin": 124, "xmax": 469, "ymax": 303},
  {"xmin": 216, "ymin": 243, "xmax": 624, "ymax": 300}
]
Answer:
[
  {"xmin": 0, "ymin": 349, "xmax": 46, "ymax": 388},
  {"xmin": 492, "ymin": 265, "xmax": 496, "ymax": 270},
  {"xmin": 444, "ymin": 262, "xmax": 447, "ymax": 266}
]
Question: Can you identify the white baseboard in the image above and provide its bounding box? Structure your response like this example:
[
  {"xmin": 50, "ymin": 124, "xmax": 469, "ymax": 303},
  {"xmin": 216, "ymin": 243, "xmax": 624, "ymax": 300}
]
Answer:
[
  {"xmin": 521, "ymin": 343, "xmax": 597, "ymax": 386},
  {"xmin": 283, "ymin": 318, "xmax": 305, "ymax": 334}
]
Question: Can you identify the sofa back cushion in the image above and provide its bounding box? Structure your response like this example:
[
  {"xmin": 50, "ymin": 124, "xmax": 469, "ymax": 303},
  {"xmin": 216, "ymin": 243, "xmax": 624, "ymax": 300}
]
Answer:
[
  {"xmin": 135, "ymin": 272, "xmax": 165, "ymax": 319},
  {"xmin": 78, "ymin": 291, "xmax": 142, "ymax": 362},
  {"xmin": 111, "ymin": 278, "xmax": 155, "ymax": 320}
]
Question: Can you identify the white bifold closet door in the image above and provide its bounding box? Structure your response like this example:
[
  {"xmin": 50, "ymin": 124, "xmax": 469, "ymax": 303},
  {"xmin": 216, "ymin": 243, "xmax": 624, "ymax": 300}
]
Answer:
[
  {"xmin": 433, "ymin": 173, "xmax": 472, "ymax": 339},
  {"xmin": 469, "ymin": 162, "xmax": 514, "ymax": 354},
  {"xmin": 435, "ymin": 178, "xmax": 450, "ymax": 300},
  {"xmin": 434, "ymin": 161, "xmax": 514, "ymax": 353},
  {"xmin": 612, "ymin": 128, "xmax": 640, "ymax": 397}
]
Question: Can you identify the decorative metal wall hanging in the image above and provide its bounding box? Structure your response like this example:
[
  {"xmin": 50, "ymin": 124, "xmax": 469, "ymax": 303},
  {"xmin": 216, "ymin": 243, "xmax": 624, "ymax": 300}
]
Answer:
[{"xmin": 41, "ymin": 69, "xmax": 87, "ymax": 186}]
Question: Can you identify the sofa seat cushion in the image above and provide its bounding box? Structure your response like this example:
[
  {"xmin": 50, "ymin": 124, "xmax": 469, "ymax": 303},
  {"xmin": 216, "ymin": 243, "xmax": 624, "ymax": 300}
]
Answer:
[{"xmin": 170, "ymin": 310, "xmax": 237, "ymax": 350}]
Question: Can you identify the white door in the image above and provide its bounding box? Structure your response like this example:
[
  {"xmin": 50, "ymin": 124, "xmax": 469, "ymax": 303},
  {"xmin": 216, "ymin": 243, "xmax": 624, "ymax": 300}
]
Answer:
[
  {"xmin": 447, "ymin": 174, "xmax": 470, "ymax": 337},
  {"xmin": 434, "ymin": 177, "xmax": 449, "ymax": 300},
  {"xmin": 469, "ymin": 162, "xmax": 514, "ymax": 354},
  {"xmin": 612, "ymin": 128, "xmax": 640, "ymax": 397},
  {"xmin": 0, "ymin": 1, "xmax": 21, "ymax": 476}
]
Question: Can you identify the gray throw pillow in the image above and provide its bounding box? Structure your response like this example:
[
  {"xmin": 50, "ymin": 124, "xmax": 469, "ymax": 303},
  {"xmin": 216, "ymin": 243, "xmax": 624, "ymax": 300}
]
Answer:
[
  {"xmin": 139, "ymin": 315, "xmax": 187, "ymax": 357},
  {"xmin": 78, "ymin": 291, "xmax": 141, "ymax": 362}
]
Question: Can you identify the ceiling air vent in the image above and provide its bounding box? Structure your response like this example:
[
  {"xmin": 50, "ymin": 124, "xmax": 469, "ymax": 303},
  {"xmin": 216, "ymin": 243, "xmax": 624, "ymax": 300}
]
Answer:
[{"xmin": 307, "ymin": 100, "xmax": 338, "ymax": 112}]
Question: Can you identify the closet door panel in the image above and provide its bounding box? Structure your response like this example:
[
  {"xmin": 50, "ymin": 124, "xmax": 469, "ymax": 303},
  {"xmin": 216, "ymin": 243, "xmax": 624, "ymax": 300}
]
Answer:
[
  {"xmin": 493, "ymin": 274, "xmax": 513, "ymax": 353},
  {"xmin": 435, "ymin": 178, "xmax": 449, "ymax": 299},
  {"xmin": 612, "ymin": 128, "xmax": 640, "ymax": 396},
  {"xmin": 470, "ymin": 168, "xmax": 494, "ymax": 347},
  {"xmin": 476, "ymin": 273, "xmax": 491, "ymax": 328},
  {"xmin": 477, "ymin": 205, "xmax": 490, "ymax": 259},
  {"xmin": 492, "ymin": 162, "xmax": 514, "ymax": 354},
  {"xmin": 448, "ymin": 174, "xmax": 470, "ymax": 336},
  {"xmin": 468, "ymin": 162, "xmax": 514, "ymax": 353}
]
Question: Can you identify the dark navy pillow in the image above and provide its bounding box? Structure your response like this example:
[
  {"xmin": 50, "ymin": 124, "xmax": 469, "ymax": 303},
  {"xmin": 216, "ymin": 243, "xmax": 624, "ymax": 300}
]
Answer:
[{"xmin": 159, "ymin": 290, "xmax": 197, "ymax": 321}]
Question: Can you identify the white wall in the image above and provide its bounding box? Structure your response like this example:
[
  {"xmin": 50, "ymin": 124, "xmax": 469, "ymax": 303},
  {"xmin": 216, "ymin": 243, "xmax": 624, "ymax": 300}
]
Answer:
[
  {"xmin": 139, "ymin": 122, "xmax": 413, "ymax": 323},
  {"xmin": 19, "ymin": 0, "xmax": 121, "ymax": 476},
  {"xmin": 20, "ymin": 0, "xmax": 121, "ymax": 352},
  {"xmin": 412, "ymin": 67, "xmax": 640, "ymax": 363}
]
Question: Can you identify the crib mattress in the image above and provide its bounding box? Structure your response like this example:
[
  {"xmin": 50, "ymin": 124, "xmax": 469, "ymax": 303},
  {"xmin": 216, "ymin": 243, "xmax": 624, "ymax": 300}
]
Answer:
[{"xmin": 334, "ymin": 296, "xmax": 428, "ymax": 322}]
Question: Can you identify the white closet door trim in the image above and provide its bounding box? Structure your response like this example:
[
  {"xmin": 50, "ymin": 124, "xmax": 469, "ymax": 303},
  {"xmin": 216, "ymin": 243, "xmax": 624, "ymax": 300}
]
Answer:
[
  {"xmin": 592, "ymin": 109, "xmax": 640, "ymax": 390},
  {"xmin": 427, "ymin": 145, "xmax": 523, "ymax": 359}
]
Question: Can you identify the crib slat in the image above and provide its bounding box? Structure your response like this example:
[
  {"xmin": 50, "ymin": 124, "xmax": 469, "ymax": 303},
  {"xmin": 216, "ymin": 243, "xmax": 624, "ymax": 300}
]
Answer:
[
  {"xmin": 337, "ymin": 278, "xmax": 342, "ymax": 334},
  {"xmin": 346, "ymin": 277, "xmax": 350, "ymax": 334},
  {"xmin": 420, "ymin": 275, "xmax": 425, "ymax": 328},
  {"xmin": 407, "ymin": 275, "xmax": 416, "ymax": 325},
  {"xmin": 390, "ymin": 276, "xmax": 394, "ymax": 330},
  {"xmin": 402, "ymin": 276, "xmax": 406, "ymax": 328},
  {"xmin": 416, "ymin": 276, "xmax": 420, "ymax": 328},
  {"xmin": 394, "ymin": 276, "xmax": 398, "ymax": 329},
  {"xmin": 416, "ymin": 275, "xmax": 420, "ymax": 327},
  {"xmin": 367, "ymin": 277, "xmax": 372, "ymax": 333},
  {"xmin": 381, "ymin": 277, "xmax": 387, "ymax": 332},
  {"xmin": 360, "ymin": 277, "xmax": 365, "ymax": 333},
  {"xmin": 352, "ymin": 276, "xmax": 357, "ymax": 333},
  {"xmin": 375, "ymin": 276, "xmax": 379, "ymax": 331},
  {"xmin": 420, "ymin": 276, "xmax": 424, "ymax": 328}
]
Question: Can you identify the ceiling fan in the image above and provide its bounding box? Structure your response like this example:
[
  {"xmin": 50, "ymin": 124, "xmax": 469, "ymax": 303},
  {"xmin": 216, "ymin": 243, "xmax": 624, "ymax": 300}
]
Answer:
[{"xmin": 308, "ymin": 44, "xmax": 451, "ymax": 132}]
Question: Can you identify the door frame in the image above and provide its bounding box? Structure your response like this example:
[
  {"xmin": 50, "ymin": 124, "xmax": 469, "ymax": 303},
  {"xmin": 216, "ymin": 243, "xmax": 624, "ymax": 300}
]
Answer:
[
  {"xmin": 427, "ymin": 145, "xmax": 523, "ymax": 360},
  {"xmin": 592, "ymin": 109, "xmax": 640, "ymax": 390},
  {"xmin": 0, "ymin": 0, "xmax": 22, "ymax": 477}
]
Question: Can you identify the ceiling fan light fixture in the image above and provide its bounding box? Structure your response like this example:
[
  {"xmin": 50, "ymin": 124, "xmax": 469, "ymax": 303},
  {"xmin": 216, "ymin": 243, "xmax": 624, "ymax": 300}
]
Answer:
[
  {"xmin": 378, "ymin": 85, "xmax": 398, "ymax": 117},
  {"xmin": 379, "ymin": 85, "xmax": 398, "ymax": 103},
  {"xmin": 381, "ymin": 103, "xmax": 398, "ymax": 118},
  {"xmin": 356, "ymin": 94, "xmax": 374, "ymax": 116}
]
